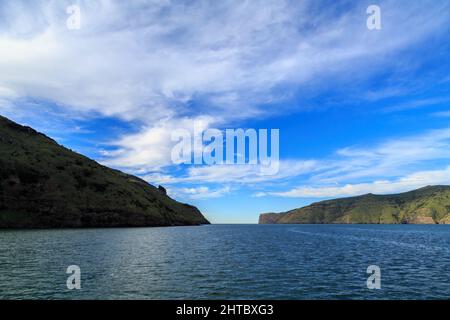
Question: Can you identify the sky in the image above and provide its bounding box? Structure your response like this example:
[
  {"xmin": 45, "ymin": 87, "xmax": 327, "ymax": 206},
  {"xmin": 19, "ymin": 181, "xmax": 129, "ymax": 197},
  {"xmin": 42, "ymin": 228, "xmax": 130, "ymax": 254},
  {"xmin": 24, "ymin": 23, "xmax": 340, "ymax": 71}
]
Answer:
[{"xmin": 1, "ymin": 0, "xmax": 450, "ymax": 223}]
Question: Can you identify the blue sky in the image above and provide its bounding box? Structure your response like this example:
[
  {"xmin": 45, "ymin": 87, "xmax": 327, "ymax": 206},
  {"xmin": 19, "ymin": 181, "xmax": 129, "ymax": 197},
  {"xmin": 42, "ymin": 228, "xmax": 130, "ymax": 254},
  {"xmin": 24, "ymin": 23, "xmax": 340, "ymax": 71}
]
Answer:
[{"xmin": 1, "ymin": 0, "xmax": 450, "ymax": 223}]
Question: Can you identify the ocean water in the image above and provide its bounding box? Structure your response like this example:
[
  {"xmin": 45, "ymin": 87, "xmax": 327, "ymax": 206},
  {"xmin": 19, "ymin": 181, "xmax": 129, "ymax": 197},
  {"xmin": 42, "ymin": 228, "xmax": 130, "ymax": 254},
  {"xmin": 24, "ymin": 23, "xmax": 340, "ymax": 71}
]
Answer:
[{"xmin": 0, "ymin": 224, "xmax": 449, "ymax": 300}]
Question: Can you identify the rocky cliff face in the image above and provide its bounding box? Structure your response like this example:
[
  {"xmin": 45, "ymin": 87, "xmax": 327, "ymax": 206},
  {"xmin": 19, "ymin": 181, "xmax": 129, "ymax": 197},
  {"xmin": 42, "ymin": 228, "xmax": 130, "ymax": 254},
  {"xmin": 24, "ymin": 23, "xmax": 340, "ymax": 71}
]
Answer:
[
  {"xmin": 258, "ymin": 213, "xmax": 282, "ymax": 224},
  {"xmin": 259, "ymin": 186, "xmax": 450, "ymax": 224},
  {"xmin": 0, "ymin": 115, "xmax": 209, "ymax": 228}
]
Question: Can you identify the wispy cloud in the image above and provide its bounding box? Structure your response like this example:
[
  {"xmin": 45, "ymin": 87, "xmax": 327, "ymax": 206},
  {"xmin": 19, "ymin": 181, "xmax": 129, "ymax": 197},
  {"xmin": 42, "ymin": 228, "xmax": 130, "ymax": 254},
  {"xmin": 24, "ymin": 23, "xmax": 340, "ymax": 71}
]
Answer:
[
  {"xmin": 169, "ymin": 186, "xmax": 232, "ymax": 200},
  {"xmin": 141, "ymin": 126, "xmax": 450, "ymax": 200},
  {"xmin": 255, "ymin": 127, "xmax": 450, "ymax": 198},
  {"xmin": 431, "ymin": 110, "xmax": 450, "ymax": 117},
  {"xmin": 2, "ymin": 0, "xmax": 450, "ymax": 173},
  {"xmin": 143, "ymin": 160, "xmax": 321, "ymax": 185},
  {"xmin": 2, "ymin": 1, "xmax": 450, "ymax": 209},
  {"xmin": 257, "ymin": 166, "xmax": 450, "ymax": 198},
  {"xmin": 100, "ymin": 116, "xmax": 214, "ymax": 170},
  {"xmin": 382, "ymin": 97, "xmax": 450, "ymax": 113},
  {"xmin": 312, "ymin": 128, "xmax": 450, "ymax": 183}
]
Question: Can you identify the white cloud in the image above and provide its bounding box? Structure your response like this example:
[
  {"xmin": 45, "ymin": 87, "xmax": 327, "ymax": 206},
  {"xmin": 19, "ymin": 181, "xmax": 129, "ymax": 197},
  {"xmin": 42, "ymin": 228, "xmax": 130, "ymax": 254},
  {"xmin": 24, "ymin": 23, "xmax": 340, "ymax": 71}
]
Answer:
[
  {"xmin": 382, "ymin": 97, "xmax": 450, "ymax": 113},
  {"xmin": 143, "ymin": 160, "xmax": 321, "ymax": 185},
  {"xmin": 311, "ymin": 128, "xmax": 450, "ymax": 183},
  {"xmin": 258, "ymin": 166, "xmax": 450, "ymax": 198},
  {"xmin": 255, "ymin": 128, "xmax": 450, "ymax": 198},
  {"xmin": 432, "ymin": 110, "xmax": 450, "ymax": 117},
  {"xmin": 140, "ymin": 127, "xmax": 450, "ymax": 196},
  {"xmin": 1, "ymin": 1, "xmax": 450, "ymax": 164},
  {"xmin": 100, "ymin": 115, "xmax": 214, "ymax": 170},
  {"xmin": 170, "ymin": 186, "xmax": 231, "ymax": 200},
  {"xmin": 1, "ymin": 0, "xmax": 450, "ymax": 179}
]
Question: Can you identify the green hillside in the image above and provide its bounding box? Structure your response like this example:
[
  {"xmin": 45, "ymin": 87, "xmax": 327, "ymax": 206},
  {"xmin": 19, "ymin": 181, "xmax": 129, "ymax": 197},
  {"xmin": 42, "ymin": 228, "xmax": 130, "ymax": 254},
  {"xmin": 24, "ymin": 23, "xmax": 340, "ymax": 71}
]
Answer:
[
  {"xmin": 259, "ymin": 186, "xmax": 450, "ymax": 224},
  {"xmin": 0, "ymin": 115, "xmax": 209, "ymax": 228}
]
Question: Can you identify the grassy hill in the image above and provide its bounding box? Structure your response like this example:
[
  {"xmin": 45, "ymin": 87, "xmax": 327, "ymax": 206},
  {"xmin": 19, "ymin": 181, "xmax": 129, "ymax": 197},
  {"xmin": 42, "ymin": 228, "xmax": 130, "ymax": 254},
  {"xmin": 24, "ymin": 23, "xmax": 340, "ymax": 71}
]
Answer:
[
  {"xmin": 259, "ymin": 186, "xmax": 450, "ymax": 224},
  {"xmin": 0, "ymin": 115, "xmax": 209, "ymax": 228}
]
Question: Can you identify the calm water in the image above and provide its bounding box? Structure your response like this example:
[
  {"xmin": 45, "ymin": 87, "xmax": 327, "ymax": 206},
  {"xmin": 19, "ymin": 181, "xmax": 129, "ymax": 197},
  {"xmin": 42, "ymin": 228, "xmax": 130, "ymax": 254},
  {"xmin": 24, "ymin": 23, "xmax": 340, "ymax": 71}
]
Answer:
[{"xmin": 0, "ymin": 224, "xmax": 449, "ymax": 299}]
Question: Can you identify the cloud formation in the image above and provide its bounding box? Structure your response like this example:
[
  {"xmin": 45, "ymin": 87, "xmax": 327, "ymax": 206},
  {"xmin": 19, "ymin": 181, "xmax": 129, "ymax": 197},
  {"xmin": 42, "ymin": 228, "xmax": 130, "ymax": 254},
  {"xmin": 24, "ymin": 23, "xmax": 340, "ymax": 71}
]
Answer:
[
  {"xmin": 171, "ymin": 186, "xmax": 232, "ymax": 200},
  {"xmin": 2, "ymin": 0, "xmax": 450, "ymax": 173},
  {"xmin": 1, "ymin": 0, "xmax": 450, "ymax": 209},
  {"xmin": 257, "ymin": 166, "xmax": 450, "ymax": 198},
  {"xmin": 256, "ymin": 128, "xmax": 450, "ymax": 198}
]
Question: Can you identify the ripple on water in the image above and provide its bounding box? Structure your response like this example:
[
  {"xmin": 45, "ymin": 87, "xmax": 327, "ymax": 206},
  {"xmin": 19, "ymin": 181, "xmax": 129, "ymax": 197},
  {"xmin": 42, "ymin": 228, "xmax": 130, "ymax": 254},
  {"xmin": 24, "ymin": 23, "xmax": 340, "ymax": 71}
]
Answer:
[{"xmin": 0, "ymin": 224, "xmax": 449, "ymax": 299}]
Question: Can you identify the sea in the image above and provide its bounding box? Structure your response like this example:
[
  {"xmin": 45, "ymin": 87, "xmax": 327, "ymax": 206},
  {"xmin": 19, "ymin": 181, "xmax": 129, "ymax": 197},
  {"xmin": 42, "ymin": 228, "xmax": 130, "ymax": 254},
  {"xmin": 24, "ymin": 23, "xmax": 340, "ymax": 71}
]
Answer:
[{"xmin": 0, "ymin": 224, "xmax": 449, "ymax": 299}]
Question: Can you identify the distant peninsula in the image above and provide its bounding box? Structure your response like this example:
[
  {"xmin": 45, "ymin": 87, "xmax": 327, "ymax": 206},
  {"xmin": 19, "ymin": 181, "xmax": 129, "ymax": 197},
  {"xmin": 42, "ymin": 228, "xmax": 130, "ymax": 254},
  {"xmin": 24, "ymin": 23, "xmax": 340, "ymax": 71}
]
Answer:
[
  {"xmin": 0, "ymin": 115, "xmax": 209, "ymax": 228},
  {"xmin": 259, "ymin": 186, "xmax": 450, "ymax": 224}
]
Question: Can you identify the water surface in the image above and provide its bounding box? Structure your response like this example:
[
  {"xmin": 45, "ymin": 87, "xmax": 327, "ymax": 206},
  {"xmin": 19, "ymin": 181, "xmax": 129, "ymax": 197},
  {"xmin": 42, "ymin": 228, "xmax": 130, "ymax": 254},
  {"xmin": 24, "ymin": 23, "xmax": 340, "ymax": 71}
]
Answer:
[{"xmin": 0, "ymin": 224, "xmax": 449, "ymax": 299}]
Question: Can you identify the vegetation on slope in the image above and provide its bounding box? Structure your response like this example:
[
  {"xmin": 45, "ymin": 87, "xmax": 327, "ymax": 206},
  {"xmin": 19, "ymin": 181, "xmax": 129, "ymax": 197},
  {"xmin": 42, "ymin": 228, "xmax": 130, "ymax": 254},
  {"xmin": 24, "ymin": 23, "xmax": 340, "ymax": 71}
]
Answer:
[{"xmin": 259, "ymin": 186, "xmax": 450, "ymax": 224}]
